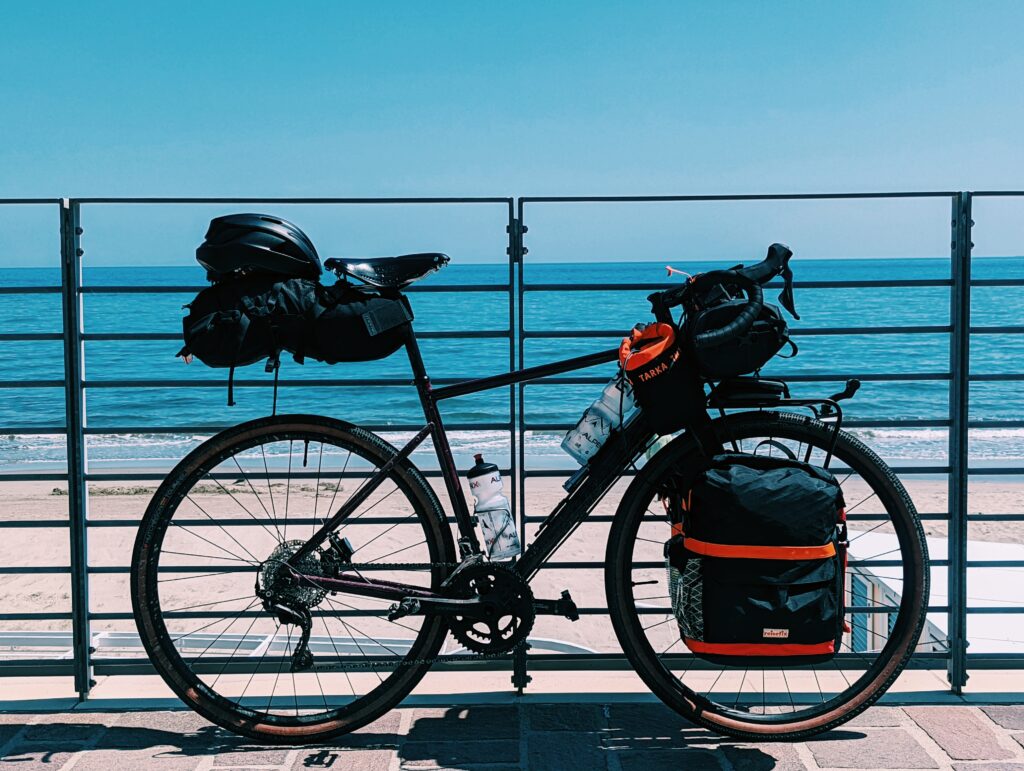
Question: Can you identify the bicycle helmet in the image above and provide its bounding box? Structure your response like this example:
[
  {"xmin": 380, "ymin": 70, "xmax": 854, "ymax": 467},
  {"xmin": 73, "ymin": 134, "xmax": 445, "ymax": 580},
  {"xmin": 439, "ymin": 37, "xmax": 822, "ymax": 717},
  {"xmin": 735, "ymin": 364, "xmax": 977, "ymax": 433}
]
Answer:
[{"xmin": 196, "ymin": 213, "xmax": 322, "ymax": 279}]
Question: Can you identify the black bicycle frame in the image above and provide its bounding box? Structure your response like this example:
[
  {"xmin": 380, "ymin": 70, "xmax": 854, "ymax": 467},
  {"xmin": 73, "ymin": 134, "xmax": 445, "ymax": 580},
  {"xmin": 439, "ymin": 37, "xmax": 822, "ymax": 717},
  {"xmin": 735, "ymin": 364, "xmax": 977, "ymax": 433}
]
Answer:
[{"xmin": 287, "ymin": 324, "xmax": 658, "ymax": 600}]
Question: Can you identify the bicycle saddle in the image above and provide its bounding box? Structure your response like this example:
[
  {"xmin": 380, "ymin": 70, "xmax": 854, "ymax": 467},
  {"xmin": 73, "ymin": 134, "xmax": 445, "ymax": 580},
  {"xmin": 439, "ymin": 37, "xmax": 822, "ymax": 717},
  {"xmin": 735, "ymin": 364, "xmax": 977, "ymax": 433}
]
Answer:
[{"xmin": 324, "ymin": 253, "xmax": 449, "ymax": 288}]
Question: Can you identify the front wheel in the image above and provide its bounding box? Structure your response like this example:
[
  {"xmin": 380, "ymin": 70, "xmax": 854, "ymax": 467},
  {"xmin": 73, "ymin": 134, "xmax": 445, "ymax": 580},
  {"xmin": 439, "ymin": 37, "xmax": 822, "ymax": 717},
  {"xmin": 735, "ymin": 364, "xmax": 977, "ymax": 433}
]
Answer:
[
  {"xmin": 131, "ymin": 415, "xmax": 456, "ymax": 744},
  {"xmin": 606, "ymin": 411, "xmax": 930, "ymax": 740}
]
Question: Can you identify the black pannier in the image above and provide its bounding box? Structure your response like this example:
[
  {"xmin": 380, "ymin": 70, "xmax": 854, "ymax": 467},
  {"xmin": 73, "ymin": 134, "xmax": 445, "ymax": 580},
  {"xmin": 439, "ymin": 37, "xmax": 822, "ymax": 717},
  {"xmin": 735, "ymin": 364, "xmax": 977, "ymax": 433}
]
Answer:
[
  {"xmin": 665, "ymin": 453, "xmax": 847, "ymax": 666},
  {"xmin": 181, "ymin": 277, "xmax": 412, "ymax": 369},
  {"xmin": 685, "ymin": 299, "xmax": 793, "ymax": 379}
]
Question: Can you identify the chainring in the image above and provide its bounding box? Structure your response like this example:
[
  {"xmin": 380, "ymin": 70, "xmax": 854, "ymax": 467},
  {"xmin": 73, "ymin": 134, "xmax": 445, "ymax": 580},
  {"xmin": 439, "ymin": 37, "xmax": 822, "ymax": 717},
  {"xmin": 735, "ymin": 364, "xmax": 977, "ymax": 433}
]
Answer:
[{"xmin": 446, "ymin": 562, "xmax": 535, "ymax": 655}]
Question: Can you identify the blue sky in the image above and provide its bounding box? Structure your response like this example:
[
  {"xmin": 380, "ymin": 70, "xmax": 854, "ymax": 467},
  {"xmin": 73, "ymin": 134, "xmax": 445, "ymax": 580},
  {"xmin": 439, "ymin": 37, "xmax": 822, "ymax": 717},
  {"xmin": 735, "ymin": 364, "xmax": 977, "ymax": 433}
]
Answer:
[{"xmin": 1, "ymin": 1, "xmax": 1023, "ymax": 264}]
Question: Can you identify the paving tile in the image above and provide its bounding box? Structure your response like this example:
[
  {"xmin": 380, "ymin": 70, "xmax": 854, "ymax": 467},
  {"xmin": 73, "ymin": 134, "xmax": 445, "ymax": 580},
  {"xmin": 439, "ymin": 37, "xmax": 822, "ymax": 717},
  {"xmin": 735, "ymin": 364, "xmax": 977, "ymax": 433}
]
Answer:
[
  {"xmin": 844, "ymin": 707, "xmax": 906, "ymax": 728},
  {"xmin": 72, "ymin": 747, "xmax": 201, "ymax": 770},
  {"xmin": 527, "ymin": 731, "xmax": 607, "ymax": 771},
  {"xmin": 400, "ymin": 739, "xmax": 518, "ymax": 768},
  {"xmin": 0, "ymin": 746, "xmax": 78, "ymax": 769},
  {"xmin": 808, "ymin": 728, "xmax": 938, "ymax": 768},
  {"xmin": 952, "ymin": 764, "xmax": 1024, "ymax": 771},
  {"xmin": 617, "ymin": 748, "xmax": 722, "ymax": 770},
  {"xmin": 907, "ymin": 706, "xmax": 1014, "ymax": 761},
  {"xmin": 527, "ymin": 703, "xmax": 606, "ymax": 732},
  {"xmin": 984, "ymin": 707, "xmax": 1024, "ymax": 731},
  {"xmin": 315, "ymin": 710, "xmax": 402, "ymax": 748},
  {"xmin": 294, "ymin": 748, "xmax": 394, "ymax": 770},
  {"xmin": 212, "ymin": 747, "xmax": 290, "ymax": 765},
  {"xmin": 723, "ymin": 743, "xmax": 809, "ymax": 771},
  {"xmin": 406, "ymin": 706, "xmax": 519, "ymax": 742}
]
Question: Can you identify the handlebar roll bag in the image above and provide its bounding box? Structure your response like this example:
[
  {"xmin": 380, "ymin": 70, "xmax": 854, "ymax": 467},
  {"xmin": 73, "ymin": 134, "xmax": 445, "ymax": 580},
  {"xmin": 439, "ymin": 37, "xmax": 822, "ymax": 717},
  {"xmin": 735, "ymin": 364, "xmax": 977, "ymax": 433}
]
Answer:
[
  {"xmin": 686, "ymin": 299, "xmax": 792, "ymax": 379},
  {"xmin": 619, "ymin": 323, "xmax": 705, "ymax": 436},
  {"xmin": 665, "ymin": 454, "xmax": 847, "ymax": 666}
]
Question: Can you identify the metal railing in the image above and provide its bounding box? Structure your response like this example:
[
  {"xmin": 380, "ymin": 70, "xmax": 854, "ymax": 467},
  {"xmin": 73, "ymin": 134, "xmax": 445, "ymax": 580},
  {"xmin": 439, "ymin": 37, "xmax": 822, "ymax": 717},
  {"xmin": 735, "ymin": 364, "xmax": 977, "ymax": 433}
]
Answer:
[{"xmin": 0, "ymin": 192, "xmax": 1021, "ymax": 700}]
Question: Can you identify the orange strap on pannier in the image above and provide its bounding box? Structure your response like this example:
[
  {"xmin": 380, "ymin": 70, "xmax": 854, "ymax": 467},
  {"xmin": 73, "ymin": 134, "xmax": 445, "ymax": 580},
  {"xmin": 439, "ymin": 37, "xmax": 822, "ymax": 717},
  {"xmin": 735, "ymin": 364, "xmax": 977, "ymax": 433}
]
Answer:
[
  {"xmin": 683, "ymin": 538, "xmax": 836, "ymax": 560},
  {"xmin": 619, "ymin": 323, "xmax": 677, "ymax": 371}
]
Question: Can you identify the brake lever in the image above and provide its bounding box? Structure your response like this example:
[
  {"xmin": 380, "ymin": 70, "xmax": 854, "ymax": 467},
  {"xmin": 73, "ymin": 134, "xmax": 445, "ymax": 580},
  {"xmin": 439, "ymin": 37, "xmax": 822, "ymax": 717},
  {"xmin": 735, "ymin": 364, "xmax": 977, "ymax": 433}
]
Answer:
[{"xmin": 779, "ymin": 265, "xmax": 799, "ymax": 320}]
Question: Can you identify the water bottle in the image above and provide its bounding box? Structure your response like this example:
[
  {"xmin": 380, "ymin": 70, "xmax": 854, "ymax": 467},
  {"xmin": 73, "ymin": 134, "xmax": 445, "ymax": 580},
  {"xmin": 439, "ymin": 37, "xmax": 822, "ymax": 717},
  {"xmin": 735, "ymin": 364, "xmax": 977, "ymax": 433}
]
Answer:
[
  {"xmin": 466, "ymin": 454, "xmax": 522, "ymax": 561},
  {"xmin": 561, "ymin": 375, "xmax": 635, "ymax": 465}
]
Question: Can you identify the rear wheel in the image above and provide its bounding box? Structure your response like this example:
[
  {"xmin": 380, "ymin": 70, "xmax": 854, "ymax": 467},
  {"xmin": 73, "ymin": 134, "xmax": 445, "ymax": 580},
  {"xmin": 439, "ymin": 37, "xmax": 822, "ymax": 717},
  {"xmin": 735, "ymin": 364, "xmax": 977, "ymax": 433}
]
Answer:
[
  {"xmin": 131, "ymin": 415, "xmax": 456, "ymax": 744},
  {"xmin": 606, "ymin": 411, "xmax": 930, "ymax": 740}
]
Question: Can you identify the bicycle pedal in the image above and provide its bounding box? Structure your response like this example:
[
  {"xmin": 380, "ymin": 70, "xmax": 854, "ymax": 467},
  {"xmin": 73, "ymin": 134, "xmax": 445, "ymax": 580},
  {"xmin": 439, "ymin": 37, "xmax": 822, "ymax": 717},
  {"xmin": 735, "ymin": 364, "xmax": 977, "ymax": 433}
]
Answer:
[{"xmin": 534, "ymin": 590, "xmax": 579, "ymax": 621}]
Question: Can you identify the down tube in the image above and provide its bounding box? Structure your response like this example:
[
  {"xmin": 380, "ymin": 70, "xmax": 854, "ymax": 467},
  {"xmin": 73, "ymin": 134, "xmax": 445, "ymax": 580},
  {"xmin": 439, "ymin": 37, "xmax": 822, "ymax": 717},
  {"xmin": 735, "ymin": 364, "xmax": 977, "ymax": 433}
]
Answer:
[{"xmin": 514, "ymin": 414, "xmax": 656, "ymax": 580}]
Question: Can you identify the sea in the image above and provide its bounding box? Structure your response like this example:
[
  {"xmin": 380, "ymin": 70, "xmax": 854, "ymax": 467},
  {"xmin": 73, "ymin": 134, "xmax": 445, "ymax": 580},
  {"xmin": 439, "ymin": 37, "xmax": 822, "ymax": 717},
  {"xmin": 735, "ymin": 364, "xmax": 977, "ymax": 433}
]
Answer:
[{"xmin": 1, "ymin": 257, "xmax": 1022, "ymax": 474}]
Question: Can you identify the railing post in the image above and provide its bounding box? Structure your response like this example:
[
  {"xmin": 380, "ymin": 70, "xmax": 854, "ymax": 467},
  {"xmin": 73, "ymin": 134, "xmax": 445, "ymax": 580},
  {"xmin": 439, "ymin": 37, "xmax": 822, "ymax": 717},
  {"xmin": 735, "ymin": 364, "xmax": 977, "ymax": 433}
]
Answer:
[
  {"xmin": 946, "ymin": 191, "xmax": 972, "ymax": 693},
  {"xmin": 508, "ymin": 203, "xmax": 532, "ymax": 693},
  {"xmin": 59, "ymin": 199, "xmax": 92, "ymax": 699}
]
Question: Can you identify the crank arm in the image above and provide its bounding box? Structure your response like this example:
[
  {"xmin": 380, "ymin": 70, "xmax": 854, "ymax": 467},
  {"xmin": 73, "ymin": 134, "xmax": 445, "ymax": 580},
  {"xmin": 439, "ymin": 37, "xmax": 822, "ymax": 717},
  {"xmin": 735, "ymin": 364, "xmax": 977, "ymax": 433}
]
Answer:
[{"xmin": 533, "ymin": 590, "xmax": 579, "ymax": 621}]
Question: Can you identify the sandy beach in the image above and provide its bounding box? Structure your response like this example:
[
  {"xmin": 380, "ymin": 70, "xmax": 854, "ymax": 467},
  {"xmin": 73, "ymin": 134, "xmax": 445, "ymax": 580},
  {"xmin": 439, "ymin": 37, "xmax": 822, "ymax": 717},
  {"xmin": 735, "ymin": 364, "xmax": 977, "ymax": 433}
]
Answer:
[{"xmin": 1, "ymin": 473, "xmax": 1021, "ymax": 657}]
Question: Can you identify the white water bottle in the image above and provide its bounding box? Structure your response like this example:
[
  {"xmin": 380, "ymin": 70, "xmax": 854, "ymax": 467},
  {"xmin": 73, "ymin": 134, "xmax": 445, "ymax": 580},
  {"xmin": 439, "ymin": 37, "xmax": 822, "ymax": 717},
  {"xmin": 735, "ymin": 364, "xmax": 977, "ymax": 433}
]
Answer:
[
  {"xmin": 561, "ymin": 375, "xmax": 636, "ymax": 465},
  {"xmin": 467, "ymin": 454, "xmax": 522, "ymax": 561}
]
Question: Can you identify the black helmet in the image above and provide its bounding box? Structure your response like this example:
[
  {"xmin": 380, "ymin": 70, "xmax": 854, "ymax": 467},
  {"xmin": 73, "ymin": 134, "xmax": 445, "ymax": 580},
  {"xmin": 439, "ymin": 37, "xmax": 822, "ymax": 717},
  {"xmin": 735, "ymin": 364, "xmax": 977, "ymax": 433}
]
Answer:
[{"xmin": 196, "ymin": 213, "xmax": 322, "ymax": 279}]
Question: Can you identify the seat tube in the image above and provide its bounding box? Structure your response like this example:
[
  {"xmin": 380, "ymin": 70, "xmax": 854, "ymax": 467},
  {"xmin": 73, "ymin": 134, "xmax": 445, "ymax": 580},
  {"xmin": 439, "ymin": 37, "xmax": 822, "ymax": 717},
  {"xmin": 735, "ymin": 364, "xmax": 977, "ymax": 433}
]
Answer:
[{"xmin": 403, "ymin": 328, "xmax": 481, "ymax": 556}]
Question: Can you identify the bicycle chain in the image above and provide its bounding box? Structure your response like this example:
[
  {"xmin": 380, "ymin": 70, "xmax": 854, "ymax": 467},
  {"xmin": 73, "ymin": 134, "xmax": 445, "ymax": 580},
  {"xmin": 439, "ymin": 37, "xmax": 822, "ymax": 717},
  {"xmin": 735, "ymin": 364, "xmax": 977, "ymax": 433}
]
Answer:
[{"xmin": 310, "ymin": 560, "xmax": 530, "ymax": 673}]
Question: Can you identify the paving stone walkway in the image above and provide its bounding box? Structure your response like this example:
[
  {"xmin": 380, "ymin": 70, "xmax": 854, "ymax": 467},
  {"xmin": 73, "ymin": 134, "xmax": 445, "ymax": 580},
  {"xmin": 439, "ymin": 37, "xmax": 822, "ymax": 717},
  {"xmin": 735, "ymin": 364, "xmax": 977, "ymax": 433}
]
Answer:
[{"xmin": 2, "ymin": 703, "xmax": 1024, "ymax": 770}]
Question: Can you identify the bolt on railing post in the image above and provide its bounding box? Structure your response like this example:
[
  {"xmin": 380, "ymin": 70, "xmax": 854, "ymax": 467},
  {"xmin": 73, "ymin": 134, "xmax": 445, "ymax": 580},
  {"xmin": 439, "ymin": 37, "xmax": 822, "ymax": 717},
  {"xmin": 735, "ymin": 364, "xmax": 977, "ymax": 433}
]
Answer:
[
  {"xmin": 946, "ymin": 191, "xmax": 972, "ymax": 693},
  {"xmin": 59, "ymin": 199, "xmax": 92, "ymax": 699}
]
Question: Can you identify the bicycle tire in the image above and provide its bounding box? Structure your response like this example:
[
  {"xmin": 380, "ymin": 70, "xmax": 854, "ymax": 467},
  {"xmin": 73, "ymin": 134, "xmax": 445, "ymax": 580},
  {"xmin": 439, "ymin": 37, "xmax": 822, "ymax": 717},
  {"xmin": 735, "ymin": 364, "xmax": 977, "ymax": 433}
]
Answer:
[
  {"xmin": 605, "ymin": 410, "xmax": 929, "ymax": 740},
  {"xmin": 131, "ymin": 414, "xmax": 456, "ymax": 744}
]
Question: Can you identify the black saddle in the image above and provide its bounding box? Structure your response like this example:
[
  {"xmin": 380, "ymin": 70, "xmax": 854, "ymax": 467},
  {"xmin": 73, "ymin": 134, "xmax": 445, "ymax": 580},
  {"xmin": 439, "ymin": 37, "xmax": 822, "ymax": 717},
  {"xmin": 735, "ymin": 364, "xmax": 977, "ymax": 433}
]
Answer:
[{"xmin": 324, "ymin": 253, "xmax": 449, "ymax": 289}]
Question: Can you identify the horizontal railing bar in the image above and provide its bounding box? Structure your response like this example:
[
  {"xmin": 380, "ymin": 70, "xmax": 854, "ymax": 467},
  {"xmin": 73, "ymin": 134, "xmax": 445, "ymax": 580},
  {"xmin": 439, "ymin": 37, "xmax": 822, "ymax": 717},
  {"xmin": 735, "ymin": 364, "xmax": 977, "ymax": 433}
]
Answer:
[
  {"xmin": 524, "ymin": 325, "xmax": 952, "ymax": 339},
  {"xmin": 966, "ymin": 607, "xmax": 1024, "ymax": 614},
  {"xmin": 969, "ymin": 373, "xmax": 1024, "ymax": 382},
  {"xmin": 0, "ymin": 380, "xmax": 64, "ymax": 389},
  {"xmin": 970, "ymin": 278, "xmax": 1024, "ymax": 287},
  {"xmin": 522, "ymin": 418, "xmax": 952, "ymax": 431},
  {"xmin": 527, "ymin": 373, "xmax": 953, "ymax": 386},
  {"xmin": 522, "ymin": 279, "xmax": 952, "ymax": 291},
  {"xmin": 0, "ymin": 473, "xmax": 69, "ymax": 482},
  {"xmin": 79, "ymin": 469, "xmax": 508, "ymax": 482},
  {"xmin": 0, "ymin": 286, "xmax": 62, "ymax": 295},
  {"xmin": 0, "ymin": 613, "xmax": 71, "ymax": 621},
  {"xmin": 520, "ymin": 192, "xmax": 958, "ymax": 202},
  {"xmin": 0, "ymin": 566, "xmax": 70, "ymax": 574},
  {"xmin": 83, "ymin": 330, "xmax": 511, "ymax": 342},
  {"xmin": 76, "ymin": 422, "xmax": 512, "ymax": 434},
  {"xmin": 523, "ymin": 465, "xmax": 949, "ymax": 478},
  {"xmin": 75, "ymin": 196, "xmax": 513, "ymax": 204},
  {"xmin": 0, "ymin": 333, "xmax": 64, "ymax": 341},
  {"xmin": 81, "ymin": 515, "xmax": 453, "ymax": 528},
  {"xmin": 0, "ymin": 427, "xmax": 66, "ymax": 435},
  {"xmin": 0, "ymin": 198, "xmax": 61, "ymax": 203},
  {"xmin": 79, "ymin": 284, "xmax": 510, "ymax": 294},
  {"xmin": 80, "ymin": 377, "xmax": 474, "ymax": 388},
  {"xmin": 967, "ymin": 467, "xmax": 1024, "ymax": 475},
  {"xmin": 967, "ymin": 514, "xmax": 1024, "ymax": 521},
  {"xmin": 971, "ymin": 326, "xmax": 1024, "ymax": 334}
]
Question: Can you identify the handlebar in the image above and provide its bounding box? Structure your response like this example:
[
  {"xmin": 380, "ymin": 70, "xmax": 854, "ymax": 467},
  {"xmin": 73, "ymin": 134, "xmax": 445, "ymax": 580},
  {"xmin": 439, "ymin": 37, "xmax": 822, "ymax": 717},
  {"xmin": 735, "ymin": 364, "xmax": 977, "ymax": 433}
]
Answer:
[{"xmin": 647, "ymin": 242, "xmax": 798, "ymax": 349}]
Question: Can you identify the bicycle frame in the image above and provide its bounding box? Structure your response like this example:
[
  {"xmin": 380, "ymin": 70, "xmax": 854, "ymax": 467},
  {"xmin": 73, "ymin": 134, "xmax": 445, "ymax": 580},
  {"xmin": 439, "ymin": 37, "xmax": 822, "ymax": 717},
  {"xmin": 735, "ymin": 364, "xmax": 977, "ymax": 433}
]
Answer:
[{"xmin": 287, "ymin": 323, "xmax": 659, "ymax": 602}]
